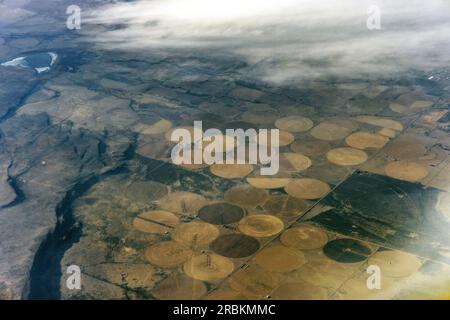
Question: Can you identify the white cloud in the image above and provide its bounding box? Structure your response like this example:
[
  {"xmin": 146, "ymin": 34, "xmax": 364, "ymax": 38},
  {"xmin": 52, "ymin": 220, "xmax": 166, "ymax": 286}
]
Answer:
[
  {"xmin": 0, "ymin": 2, "xmax": 34, "ymax": 25},
  {"xmin": 84, "ymin": 0, "xmax": 450, "ymax": 83}
]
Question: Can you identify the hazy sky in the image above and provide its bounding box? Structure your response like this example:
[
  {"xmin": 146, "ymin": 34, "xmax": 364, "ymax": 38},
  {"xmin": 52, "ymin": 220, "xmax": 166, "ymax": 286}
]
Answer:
[{"xmin": 85, "ymin": 0, "xmax": 450, "ymax": 83}]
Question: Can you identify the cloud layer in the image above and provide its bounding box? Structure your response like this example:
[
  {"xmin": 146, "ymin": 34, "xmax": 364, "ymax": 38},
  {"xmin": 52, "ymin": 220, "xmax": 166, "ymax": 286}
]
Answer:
[{"xmin": 85, "ymin": 0, "xmax": 450, "ymax": 83}]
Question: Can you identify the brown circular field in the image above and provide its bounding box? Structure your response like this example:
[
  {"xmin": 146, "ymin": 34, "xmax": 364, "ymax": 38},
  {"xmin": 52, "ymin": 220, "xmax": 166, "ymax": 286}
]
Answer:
[
  {"xmin": 144, "ymin": 241, "xmax": 193, "ymax": 268},
  {"xmin": 198, "ymin": 202, "xmax": 246, "ymax": 225},
  {"xmin": 255, "ymin": 245, "xmax": 306, "ymax": 272},
  {"xmin": 281, "ymin": 224, "xmax": 329, "ymax": 250},
  {"xmin": 310, "ymin": 121, "xmax": 352, "ymax": 141},
  {"xmin": 159, "ymin": 192, "xmax": 209, "ymax": 215},
  {"xmin": 153, "ymin": 274, "xmax": 207, "ymax": 300},
  {"xmin": 172, "ymin": 221, "xmax": 220, "ymax": 247},
  {"xmin": 383, "ymin": 139, "xmax": 427, "ymax": 160},
  {"xmin": 301, "ymin": 162, "xmax": 351, "ymax": 185},
  {"xmin": 290, "ymin": 137, "xmax": 331, "ymax": 157},
  {"xmin": 183, "ymin": 254, "xmax": 234, "ymax": 282},
  {"xmin": 133, "ymin": 210, "xmax": 179, "ymax": 234},
  {"xmin": 241, "ymin": 109, "xmax": 278, "ymax": 125},
  {"xmin": 224, "ymin": 184, "xmax": 269, "ymax": 207},
  {"xmin": 271, "ymin": 282, "xmax": 328, "ymax": 300},
  {"xmin": 228, "ymin": 267, "xmax": 280, "ymax": 299},
  {"xmin": 238, "ymin": 214, "xmax": 284, "ymax": 237},
  {"xmin": 210, "ymin": 234, "xmax": 260, "ymax": 258},
  {"xmin": 262, "ymin": 194, "xmax": 309, "ymax": 218}
]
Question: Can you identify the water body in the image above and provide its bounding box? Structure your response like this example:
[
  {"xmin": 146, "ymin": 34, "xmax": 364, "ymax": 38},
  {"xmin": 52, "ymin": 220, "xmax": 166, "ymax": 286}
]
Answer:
[{"xmin": 1, "ymin": 52, "xmax": 57, "ymax": 73}]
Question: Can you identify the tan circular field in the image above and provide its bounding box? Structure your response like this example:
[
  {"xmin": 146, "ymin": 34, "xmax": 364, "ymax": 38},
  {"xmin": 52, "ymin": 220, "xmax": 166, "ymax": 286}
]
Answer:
[
  {"xmin": 310, "ymin": 122, "xmax": 352, "ymax": 141},
  {"xmin": 164, "ymin": 126, "xmax": 202, "ymax": 142},
  {"xmin": 389, "ymin": 102, "xmax": 408, "ymax": 114},
  {"xmin": 284, "ymin": 178, "xmax": 331, "ymax": 200},
  {"xmin": 172, "ymin": 221, "xmax": 220, "ymax": 247},
  {"xmin": 410, "ymin": 100, "xmax": 434, "ymax": 109},
  {"xmin": 203, "ymin": 134, "xmax": 239, "ymax": 152},
  {"xmin": 224, "ymin": 184, "xmax": 269, "ymax": 207},
  {"xmin": 233, "ymin": 143, "xmax": 260, "ymax": 163},
  {"xmin": 255, "ymin": 245, "xmax": 306, "ymax": 272},
  {"xmin": 345, "ymin": 132, "xmax": 389, "ymax": 149},
  {"xmin": 184, "ymin": 254, "xmax": 234, "ymax": 282},
  {"xmin": 153, "ymin": 274, "xmax": 207, "ymax": 300},
  {"xmin": 389, "ymin": 100, "xmax": 434, "ymax": 114},
  {"xmin": 280, "ymin": 224, "xmax": 329, "ymax": 250},
  {"xmin": 144, "ymin": 241, "xmax": 193, "ymax": 268},
  {"xmin": 326, "ymin": 147, "xmax": 368, "ymax": 166},
  {"xmin": 378, "ymin": 128, "xmax": 397, "ymax": 138},
  {"xmin": 132, "ymin": 220, "xmax": 169, "ymax": 235},
  {"xmin": 271, "ymin": 282, "xmax": 328, "ymax": 300},
  {"xmin": 204, "ymin": 290, "xmax": 247, "ymax": 300},
  {"xmin": 355, "ymin": 115, "xmax": 403, "ymax": 131},
  {"xmin": 292, "ymin": 263, "xmax": 349, "ymax": 289},
  {"xmin": 171, "ymin": 145, "xmax": 211, "ymax": 170},
  {"xmin": 278, "ymin": 130, "xmax": 296, "ymax": 146},
  {"xmin": 139, "ymin": 210, "xmax": 179, "ymax": 225},
  {"xmin": 133, "ymin": 210, "xmax": 179, "ymax": 234},
  {"xmin": 228, "ymin": 267, "xmax": 280, "ymax": 299},
  {"xmin": 140, "ymin": 119, "xmax": 173, "ymax": 135},
  {"xmin": 436, "ymin": 192, "xmax": 450, "ymax": 220},
  {"xmin": 136, "ymin": 138, "xmax": 172, "ymax": 160},
  {"xmin": 179, "ymin": 162, "xmax": 211, "ymax": 170},
  {"xmin": 259, "ymin": 130, "xmax": 295, "ymax": 147},
  {"xmin": 238, "ymin": 214, "xmax": 284, "ymax": 238},
  {"xmin": 275, "ymin": 116, "xmax": 314, "ymax": 132},
  {"xmin": 279, "ymin": 153, "xmax": 312, "ymax": 172},
  {"xmin": 210, "ymin": 163, "xmax": 254, "ymax": 179},
  {"xmin": 368, "ymin": 250, "xmax": 421, "ymax": 278},
  {"xmin": 246, "ymin": 177, "xmax": 291, "ymax": 189},
  {"xmin": 327, "ymin": 118, "xmax": 360, "ymax": 131},
  {"xmin": 159, "ymin": 192, "xmax": 209, "ymax": 215},
  {"xmin": 384, "ymin": 160, "xmax": 430, "ymax": 182}
]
